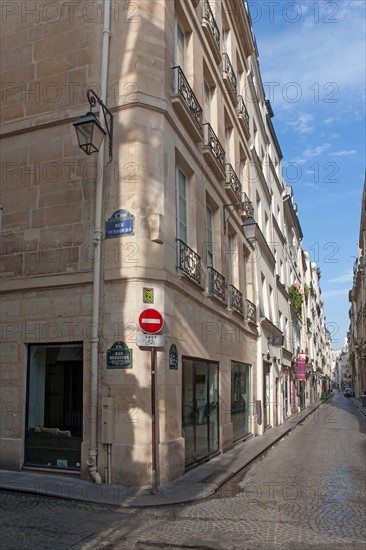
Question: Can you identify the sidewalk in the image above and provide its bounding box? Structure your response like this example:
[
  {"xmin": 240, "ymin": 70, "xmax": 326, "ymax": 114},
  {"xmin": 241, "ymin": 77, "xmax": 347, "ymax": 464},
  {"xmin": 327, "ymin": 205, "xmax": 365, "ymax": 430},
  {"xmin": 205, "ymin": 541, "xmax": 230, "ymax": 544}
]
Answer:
[
  {"xmin": 351, "ymin": 395, "xmax": 366, "ymax": 416},
  {"xmin": 0, "ymin": 396, "xmax": 335, "ymax": 508}
]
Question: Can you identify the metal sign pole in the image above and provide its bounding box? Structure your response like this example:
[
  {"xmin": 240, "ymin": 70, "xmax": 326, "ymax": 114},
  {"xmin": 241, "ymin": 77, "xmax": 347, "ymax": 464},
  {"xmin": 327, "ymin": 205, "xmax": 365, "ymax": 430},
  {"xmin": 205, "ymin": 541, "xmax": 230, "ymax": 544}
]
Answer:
[{"xmin": 151, "ymin": 347, "xmax": 157, "ymax": 492}]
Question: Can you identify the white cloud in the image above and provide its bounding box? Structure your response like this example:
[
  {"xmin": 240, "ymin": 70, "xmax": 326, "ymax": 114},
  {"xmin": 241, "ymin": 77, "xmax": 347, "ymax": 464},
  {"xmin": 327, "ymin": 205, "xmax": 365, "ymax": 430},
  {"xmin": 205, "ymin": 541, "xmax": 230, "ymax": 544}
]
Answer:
[
  {"xmin": 322, "ymin": 289, "xmax": 350, "ymax": 299},
  {"xmin": 255, "ymin": 1, "xmax": 366, "ymax": 114},
  {"xmin": 327, "ymin": 269, "xmax": 354, "ymax": 284},
  {"xmin": 303, "ymin": 143, "xmax": 331, "ymax": 158},
  {"xmin": 331, "ymin": 150, "xmax": 357, "ymax": 157},
  {"xmin": 288, "ymin": 113, "xmax": 314, "ymax": 134}
]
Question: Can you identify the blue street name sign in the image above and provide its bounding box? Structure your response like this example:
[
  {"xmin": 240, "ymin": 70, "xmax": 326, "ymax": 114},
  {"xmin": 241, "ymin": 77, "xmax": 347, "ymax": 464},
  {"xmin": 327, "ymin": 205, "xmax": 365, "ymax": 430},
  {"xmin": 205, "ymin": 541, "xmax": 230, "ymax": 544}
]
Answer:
[{"xmin": 105, "ymin": 209, "xmax": 134, "ymax": 238}]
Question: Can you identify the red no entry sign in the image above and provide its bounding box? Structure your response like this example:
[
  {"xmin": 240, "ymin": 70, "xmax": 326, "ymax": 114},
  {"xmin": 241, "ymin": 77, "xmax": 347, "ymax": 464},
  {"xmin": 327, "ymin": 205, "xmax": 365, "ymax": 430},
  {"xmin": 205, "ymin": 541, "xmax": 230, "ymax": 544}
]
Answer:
[{"xmin": 138, "ymin": 309, "xmax": 164, "ymax": 334}]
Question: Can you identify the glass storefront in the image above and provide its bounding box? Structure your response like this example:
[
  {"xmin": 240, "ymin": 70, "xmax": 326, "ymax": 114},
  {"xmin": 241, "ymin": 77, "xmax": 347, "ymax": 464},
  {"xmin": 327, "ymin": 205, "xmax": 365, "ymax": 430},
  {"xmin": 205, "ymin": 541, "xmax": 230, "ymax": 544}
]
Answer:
[
  {"xmin": 231, "ymin": 362, "xmax": 251, "ymax": 440},
  {"xmin": 299, "ymin": 380, "xmax": 306, "ymax": 409},
  {"xmin": 25, "ymin": 343, "xmax": 83, "ymax": 470},
  {"xmin": 182, "ymin": 358, "xmax": 219, "ymax": 467},
  {"xmin": 263, "ymin": 363, "xmax": 270, "ymax": 429}
]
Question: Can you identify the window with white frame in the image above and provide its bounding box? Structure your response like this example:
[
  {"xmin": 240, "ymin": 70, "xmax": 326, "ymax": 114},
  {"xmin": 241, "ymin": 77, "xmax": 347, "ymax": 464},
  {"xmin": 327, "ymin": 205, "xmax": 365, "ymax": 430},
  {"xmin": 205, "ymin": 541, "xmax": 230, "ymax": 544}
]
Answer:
[
  {"xmin": 176, "ymin": 168, "xmax": 188, "ymax": 243},
  {"xmin": 227, "ymin": 233, "xmax": 236, "ymax": 285},
  {"xmin": 269, "ymin": 285, "xmax": 274, "ymax": 321},
  {"xmin": 203, "ymin": 80, "xmax": 212, "ymax": 123},
  {"xmin": 175, "ymin": 18, "xmax": 186, "ymax": 72},
  {"xmin": 206, "ymin": 205, "xmax": 214, "ymax": 267},
  {"xmin": 242, "ymin": 248, "xmax": 248, "ymax": 299}
]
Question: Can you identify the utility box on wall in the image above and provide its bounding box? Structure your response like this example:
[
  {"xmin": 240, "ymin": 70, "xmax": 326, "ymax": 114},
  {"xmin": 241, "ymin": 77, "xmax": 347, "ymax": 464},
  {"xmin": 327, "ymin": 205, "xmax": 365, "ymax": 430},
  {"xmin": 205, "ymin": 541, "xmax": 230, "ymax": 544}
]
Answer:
[{"xmin": 101, "ymin": 397, "xmax": 114, "ymax": 444}]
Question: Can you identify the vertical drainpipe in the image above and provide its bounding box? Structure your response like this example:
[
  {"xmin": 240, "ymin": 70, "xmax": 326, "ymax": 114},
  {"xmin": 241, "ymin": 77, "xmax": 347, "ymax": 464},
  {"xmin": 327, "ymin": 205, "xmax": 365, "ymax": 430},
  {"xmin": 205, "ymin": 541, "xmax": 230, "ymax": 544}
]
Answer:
[
  {"xmin": 87, "ymin": 0, "xmax": 112, "ymax": 485},
  {"xmin": 0, "ymin": 205, "xmax": 3, "ymax": 244}
]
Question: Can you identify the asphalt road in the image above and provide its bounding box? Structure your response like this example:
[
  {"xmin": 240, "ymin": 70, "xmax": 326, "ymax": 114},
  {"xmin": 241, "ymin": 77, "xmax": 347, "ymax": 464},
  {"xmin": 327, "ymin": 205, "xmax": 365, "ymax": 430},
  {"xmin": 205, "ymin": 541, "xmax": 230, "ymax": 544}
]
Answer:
[{"xmin": 1, "ymin": 393, "xmax": 365, "ymax": 550}]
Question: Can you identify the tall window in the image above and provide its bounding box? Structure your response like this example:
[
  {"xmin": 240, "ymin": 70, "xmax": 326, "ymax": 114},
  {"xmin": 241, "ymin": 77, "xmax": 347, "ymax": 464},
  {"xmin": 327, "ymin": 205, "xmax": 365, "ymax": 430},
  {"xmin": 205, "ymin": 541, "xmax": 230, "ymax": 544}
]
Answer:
[
  {"xmin": 225, "ymin": 124, "xmax": 233, "ymax": 164},
  {"xmin": 176, "ymin": 168, "xmax": 188, "ymax": 243},
  {"xmin": 203, "ymin": 81, "xmax": 212, "ymax": 123},
  {"xmin": 175, "ymin": 19, "xmax": 186, "ymax": 71},
  {"xmin": 264, "ymin": 212, "xmax": 269, "ymax": 241},
  {"xmin": 261, "ymin": 273, "xmax": 268, "ymax": 318},
  {"xmin": 206, "ymin": 205, "xmax": 214, "ymax": 267},
  {"xmin": 256, "ymin": 192, "xmax": 262, "ymax": 230},
  {"xmin": 239, "ymin": 155, "xmax": 247, "ymax": 194},
  {"xmin": 227, "ymin": 233, "xmax": 235, "ymax": 284},
  {"xmin": 243, "ymin": 250, "xmax": 248, "ymax": 300},
  {"xmin": 269, "ymin": 285, "xmax": 273, "ymax": 321}
]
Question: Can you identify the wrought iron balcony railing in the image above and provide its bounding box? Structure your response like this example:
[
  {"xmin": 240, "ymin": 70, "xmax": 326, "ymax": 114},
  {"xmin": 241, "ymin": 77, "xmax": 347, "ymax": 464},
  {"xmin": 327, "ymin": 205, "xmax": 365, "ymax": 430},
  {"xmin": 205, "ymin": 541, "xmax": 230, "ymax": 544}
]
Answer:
[
  {"xmin": 172, "ymin": 66, "xmax": 203, "ymax": 129},
  {"xmin": 225, "ymin": 163, "xmax": 242, "ymax": 200},
  {"xmin": 202, "ymin": 0, "xmax": 220, "ymax": 51},
  {"xmin": 176, "ymin": 239, "xmax": 201, "ymax": 285},
  {"xmin": 208, "ymin": 266, "xmax": 226, "ymax": 301},
  {"xmin": 237, "ymin": 95, "xmax": 250, "ymax": 127},
  {"xmin": 222, "ymin": 53, "xmax": 237, "ymax": 95},
  {"xmin": 203, "ymin": 123, "xmax": 226, "ymax": 172},
  {"xmin": 229, "ymin": 284, "xmax": 243, "ymax": 314},
  {"xmin": 245, "ymin": 299, "xmax": 256, "ymax": 323}
]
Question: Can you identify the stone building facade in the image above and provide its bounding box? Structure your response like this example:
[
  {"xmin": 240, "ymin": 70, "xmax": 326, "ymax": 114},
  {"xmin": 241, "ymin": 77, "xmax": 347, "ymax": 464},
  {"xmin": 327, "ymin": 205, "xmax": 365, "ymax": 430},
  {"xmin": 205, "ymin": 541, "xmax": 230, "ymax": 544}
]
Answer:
[
  {"xmin": 348, "ymin": 181, "xmax": 366, "ymax": 398},
  {"xmin": 0, "ymin": 0, "xmax": 331, "ymax": 487}
]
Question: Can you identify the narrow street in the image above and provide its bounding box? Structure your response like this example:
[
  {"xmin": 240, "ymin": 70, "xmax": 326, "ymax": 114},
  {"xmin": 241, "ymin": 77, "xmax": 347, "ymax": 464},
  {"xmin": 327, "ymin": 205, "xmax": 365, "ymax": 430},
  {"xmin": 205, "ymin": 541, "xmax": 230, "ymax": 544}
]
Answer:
[{"xmin": 1, "ymin": 394, "xmax": 365, "ymax": 550}]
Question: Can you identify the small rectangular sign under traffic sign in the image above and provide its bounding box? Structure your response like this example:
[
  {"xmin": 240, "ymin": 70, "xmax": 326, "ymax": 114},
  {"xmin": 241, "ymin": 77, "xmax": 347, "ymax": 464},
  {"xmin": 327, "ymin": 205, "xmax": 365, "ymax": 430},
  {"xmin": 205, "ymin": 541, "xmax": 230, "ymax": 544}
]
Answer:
[{"xmin": 136, "ymin": 333, "xmax": 165, "ymax": 348}]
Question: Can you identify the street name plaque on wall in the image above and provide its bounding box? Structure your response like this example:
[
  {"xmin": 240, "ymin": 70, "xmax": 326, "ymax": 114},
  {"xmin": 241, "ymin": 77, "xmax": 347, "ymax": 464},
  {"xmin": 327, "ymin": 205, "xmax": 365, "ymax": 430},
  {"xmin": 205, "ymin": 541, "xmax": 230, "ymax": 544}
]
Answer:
[
  {"xmin": 105, "ymin": 209, "xmax": 134, "ymax": 238},
  {"xmin": 106, "ymin": 341, "xmax": 132, "ymax": 369},
  {"xmin": 169, "ymin": 343, "xmax": 178, "ymax": 369}
]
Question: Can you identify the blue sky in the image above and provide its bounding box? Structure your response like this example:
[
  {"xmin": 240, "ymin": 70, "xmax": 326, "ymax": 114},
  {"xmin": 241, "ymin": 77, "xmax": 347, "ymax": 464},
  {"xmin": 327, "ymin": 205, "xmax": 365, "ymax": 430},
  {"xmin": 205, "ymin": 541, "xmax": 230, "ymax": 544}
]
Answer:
[{"xmin": 249, "ymin": 0, "xmax": 366, "ymax": 348}]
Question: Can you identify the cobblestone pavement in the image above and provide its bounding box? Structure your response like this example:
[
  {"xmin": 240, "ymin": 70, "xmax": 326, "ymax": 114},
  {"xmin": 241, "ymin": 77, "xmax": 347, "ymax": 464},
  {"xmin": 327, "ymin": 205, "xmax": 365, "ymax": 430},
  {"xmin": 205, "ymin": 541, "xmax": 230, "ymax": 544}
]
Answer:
[
  {"xmin": 1, "ymin": 393, "xmax": 365, "ymax": 550},
  {"xmin": 0, "ymin": 491, "xmax": 126, "ymax": 549}
]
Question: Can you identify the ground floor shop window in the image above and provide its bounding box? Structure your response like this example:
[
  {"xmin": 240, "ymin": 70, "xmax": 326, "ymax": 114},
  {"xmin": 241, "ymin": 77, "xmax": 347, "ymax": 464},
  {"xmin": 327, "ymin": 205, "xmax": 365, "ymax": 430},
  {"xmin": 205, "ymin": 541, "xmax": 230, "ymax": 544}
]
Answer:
[
  {"xmin": 182, "ymin": 358, "xmax": 219, "ymax": 467},
  {"xmin": 299, "ymin": 380, "xmax": 306, "ymax": 409},
  {"xmin": 263, "ymin": 363, "xmax": 271, "ymax": 428},
  {"xmin": 25, "ymin": 343, "xmax": 83, "ymax": 470},
  {"xmin": 231, "ymin": 362, "xmax": 251, "ymax": 440}
]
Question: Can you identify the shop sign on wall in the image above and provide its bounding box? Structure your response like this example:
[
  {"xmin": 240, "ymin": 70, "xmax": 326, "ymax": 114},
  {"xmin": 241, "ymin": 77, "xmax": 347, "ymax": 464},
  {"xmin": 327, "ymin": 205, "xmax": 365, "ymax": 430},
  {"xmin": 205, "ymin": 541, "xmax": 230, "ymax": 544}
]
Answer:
[
  {"xmin": 106, "ymin": 341, "xmax": 132, "ymax": 369},
  {"xmin": 297, "ymin": 352, "xmax": 306, "ymax": 381}
]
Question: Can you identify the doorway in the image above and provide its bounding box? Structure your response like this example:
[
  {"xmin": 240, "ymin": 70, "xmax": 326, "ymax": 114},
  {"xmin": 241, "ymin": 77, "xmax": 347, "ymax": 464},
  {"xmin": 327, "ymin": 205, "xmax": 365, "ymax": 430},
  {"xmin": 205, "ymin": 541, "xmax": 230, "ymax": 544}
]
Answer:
[
  {"xmin": 263, "ymin": 363, "xmax": 270, "ymax": 429},
  {"xmin": 25, "ymin": 343, "xmax": 83, "ymax": 470},
  {"xmin": 182, "ymin": 358, "xmax": 219, "ymax": 467}
]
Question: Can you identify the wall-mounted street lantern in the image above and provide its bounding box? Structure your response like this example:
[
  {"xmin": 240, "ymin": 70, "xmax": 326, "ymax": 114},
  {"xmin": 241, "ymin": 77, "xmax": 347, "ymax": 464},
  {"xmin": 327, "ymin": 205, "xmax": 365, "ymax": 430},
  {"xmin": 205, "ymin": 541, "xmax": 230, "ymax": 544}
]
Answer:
[
  {"xmin": 242, "ymin": 216, "xmax": 257, "ymax": 243},
  {"xmin": 73, "ymin": 89, "xmax": 113, "ymax": 161},
  {"xmin": 223, "ymin": 198, "xmax": 255, "ymax": 234}
]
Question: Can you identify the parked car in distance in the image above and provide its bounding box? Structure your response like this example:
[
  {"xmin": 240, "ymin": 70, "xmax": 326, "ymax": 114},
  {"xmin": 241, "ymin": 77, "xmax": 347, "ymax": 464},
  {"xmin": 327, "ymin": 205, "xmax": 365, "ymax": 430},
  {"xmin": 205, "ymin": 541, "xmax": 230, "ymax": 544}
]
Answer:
[{"xmin": 344, "ymin": 387, "xmax": 355, "ymax": 397}]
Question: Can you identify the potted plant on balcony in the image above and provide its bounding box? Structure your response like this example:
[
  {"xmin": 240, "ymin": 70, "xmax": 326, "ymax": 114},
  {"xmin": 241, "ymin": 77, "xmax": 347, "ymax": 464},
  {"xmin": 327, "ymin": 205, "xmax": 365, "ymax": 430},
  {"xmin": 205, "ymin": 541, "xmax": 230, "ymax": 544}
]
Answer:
[{"xmin": 288, "ymin": 282, "xmax": 303, "ymax": 316}]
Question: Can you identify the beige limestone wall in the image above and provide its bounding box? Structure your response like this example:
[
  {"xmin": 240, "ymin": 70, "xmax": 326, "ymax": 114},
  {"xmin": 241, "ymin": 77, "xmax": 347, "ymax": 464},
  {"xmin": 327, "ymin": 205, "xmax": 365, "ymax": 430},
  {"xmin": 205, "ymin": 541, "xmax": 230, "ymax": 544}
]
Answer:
[{"xmin": 1, "ymin": 0, "xmax": 259, "ymax": 485}]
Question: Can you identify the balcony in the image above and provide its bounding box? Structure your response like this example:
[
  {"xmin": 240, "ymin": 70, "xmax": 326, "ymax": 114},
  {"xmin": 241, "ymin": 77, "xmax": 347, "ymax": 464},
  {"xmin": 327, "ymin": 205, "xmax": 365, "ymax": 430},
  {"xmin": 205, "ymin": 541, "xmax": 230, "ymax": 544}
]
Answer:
[
  {"xmin": 245, "ymin": 299, "xmax": 257, "ymax": 323},
  {"xmin": 237, "ymin": 95, "xmax": 250, "ymax": 137},
  {"xmin": 225, "ymin": 163, "xmax": 242, "ymax": 202},
  {"xmin": 222, "ymin": 53, "xmax": 238, "ymax": 105},
  {"xmin": 203, "ymin": 123, "xmax": 226, "ymax": 181},
  {"xmin": 201, "ymin": 0, "xmax": 221, "ymax": 64},
  {"xmin": 208, "ymin": 266, "xmax": 226, "ymax": 302},
  {"xmin": 229, "ymin": 284, "xmax": 243, "ymax": 315},
  {"xmin": 171, "ymin": 66, "xmax": 203, "ymax": 143},
  {"xmin": 176, "ymin": 239, "xmax": 201, "ymax": 286}
]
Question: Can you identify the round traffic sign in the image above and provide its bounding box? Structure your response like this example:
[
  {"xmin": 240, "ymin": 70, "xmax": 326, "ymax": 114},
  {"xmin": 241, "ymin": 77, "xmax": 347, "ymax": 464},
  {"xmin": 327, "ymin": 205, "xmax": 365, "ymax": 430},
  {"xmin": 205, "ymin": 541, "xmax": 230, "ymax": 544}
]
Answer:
[{"xmin": 138, "ymin": 309, "xmax": 164, "ymax": 334}]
